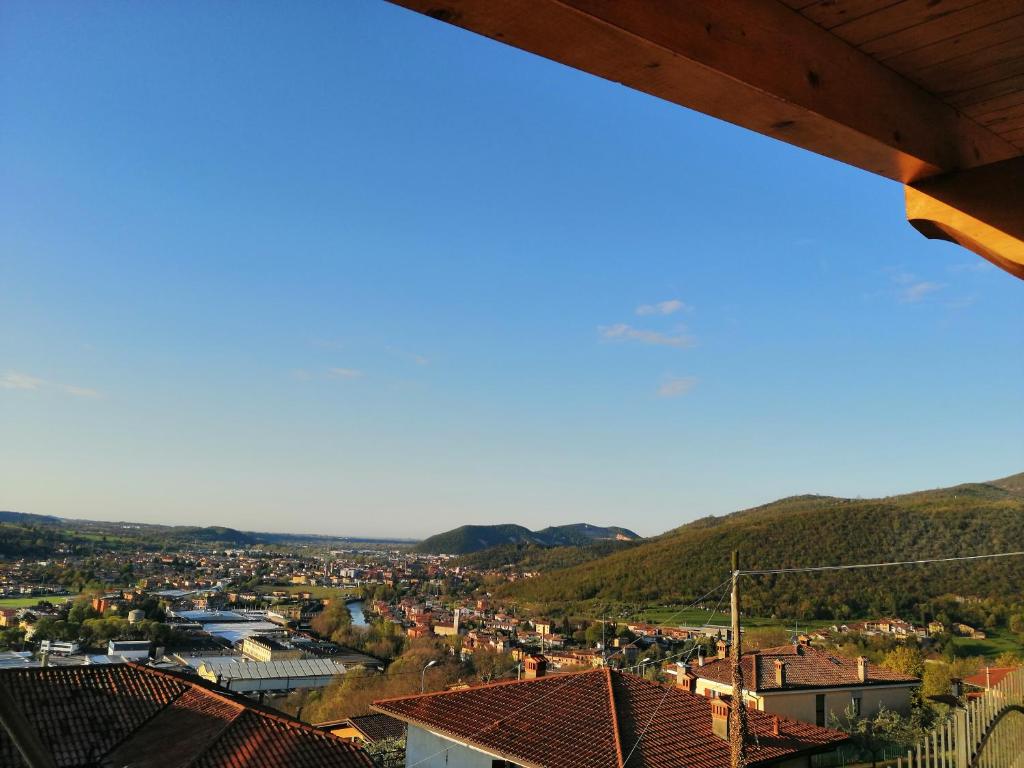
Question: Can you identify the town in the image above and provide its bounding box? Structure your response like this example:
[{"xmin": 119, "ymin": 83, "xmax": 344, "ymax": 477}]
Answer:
[
  {"xmin": 2, "ymin": 518, "xmax": 1022, "ymax": 767},
  {"xmin": 4, "ymin": 0, "xmax": 1022, "ymax": 765}
]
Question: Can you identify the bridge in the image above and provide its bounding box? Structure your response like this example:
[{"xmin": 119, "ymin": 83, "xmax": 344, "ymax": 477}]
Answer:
[{"xmin": 899, "ymin": 667, "xmax": 1024, "ymax": 768}]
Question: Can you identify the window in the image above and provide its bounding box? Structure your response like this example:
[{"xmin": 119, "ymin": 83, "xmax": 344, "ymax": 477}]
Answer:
[
  {"xmin": 815, "ymin": 694, "xmax": 826, "ymax": 726},
  {"xmin": 851, "ymin": 695, "xmax": 862, "ymax": 717}
]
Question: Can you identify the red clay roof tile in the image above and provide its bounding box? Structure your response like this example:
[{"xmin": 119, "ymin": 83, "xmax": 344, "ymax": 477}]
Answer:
[
  {"xmin": 697, "ymin": 644, "xmax": 920, "ymax": 691},
  {"xmin": 0, "ymin": 663, "xmax": 372, "ymax": 768},
  {"xmin": 372, "ymin": 668, "xmax": 847, "ymax": 768}
]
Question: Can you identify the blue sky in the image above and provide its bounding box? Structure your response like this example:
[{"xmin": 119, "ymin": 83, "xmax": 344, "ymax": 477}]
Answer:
[{"xmin": 1, "ymin": 1, "xmax": 1021, "ymax": 538}]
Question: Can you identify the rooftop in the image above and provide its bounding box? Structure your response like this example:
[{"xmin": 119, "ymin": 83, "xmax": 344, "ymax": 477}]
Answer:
[
  {"xmin": 963, "ymin": 666, "xmax": 1019, "ymax": 690},
  {"xmin": 0, "ymin": 662, "xmax": 372, "ymax": 768},
  {"xmin": 373, "ymin": 668, "xmax": 847, "ymax": 768},
  {"xmin": 696, "ymin": 643, "xmax": 920, "ymax": 691},
  {"xmin": 197, "ymin": 657, "xmax": 347, "ymax": 681}
]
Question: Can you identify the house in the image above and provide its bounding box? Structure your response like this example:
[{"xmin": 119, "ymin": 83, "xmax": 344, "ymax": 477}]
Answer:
[
  {"xmin": 372, "ymin": 664, "xmax": 847, "ymax": 767},
  {"xmin": 316, "ymin": 712, "xmax": 407, "ymax": 745},
  {"xmin": 689, "ymin": 639, "xmax": 920, "ymax": 726},
  {"xmin": 0, "ymin": 662, "xmax": 373, "ymax": 767},
  {"xmin": 963, "ymin": 666, "xmax": 1018, "ymax": 696}
]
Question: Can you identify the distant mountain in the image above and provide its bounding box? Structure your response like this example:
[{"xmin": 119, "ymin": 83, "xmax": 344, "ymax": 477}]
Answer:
[
  {"xmin": 167, "ymin": 526, "xmax": 257, "ymax": 545},
  {"xmin": 413, "ymin": 523, "xmax": 641, "ymax": 555},
  {"xmin": 0, "ymin": 510, "xmax": 61, "ymax": 525},
  {"xmin": 500, "ymin": 473, "xmax": 1024, "ymax": 619}
]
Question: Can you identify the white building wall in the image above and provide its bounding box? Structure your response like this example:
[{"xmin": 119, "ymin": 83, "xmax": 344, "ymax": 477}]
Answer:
[{"xmin": 406, "ymin": 724, "xmax": 517, "ymax": 768}]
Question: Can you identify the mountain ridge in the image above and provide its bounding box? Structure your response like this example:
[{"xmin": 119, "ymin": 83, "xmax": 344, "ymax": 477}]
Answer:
[
  {"xmin": 498, "ymin": 472, "xmax": 1024, "ymax": 619},
  {"xmin": 412, "ymin": 523, "xmax": 641, "ymax": 554}
]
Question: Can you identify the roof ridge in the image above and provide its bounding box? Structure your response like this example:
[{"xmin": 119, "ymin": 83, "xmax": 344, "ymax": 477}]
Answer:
[
  {"xmin": 605, "ymin": 668, "xmax": 626, "ymax": 768},
  {"xmin": 372, "ymin": 667, "xmax": 599, "ymax": 705}
]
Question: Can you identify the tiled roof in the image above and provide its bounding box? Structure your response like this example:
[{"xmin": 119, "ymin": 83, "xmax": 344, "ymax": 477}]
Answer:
[
  {"xmin": 0, "ymin": 663, "xmax": 373, "ymax": 768},
  {"xmin": 963, "ymin": 666, "xmax": 1018, "ymax": 690},
  {"xmin": 372, "ymin": 668, "xmax": 847, "ymax": 768},
  {"xmin": 348, "ymin": 713, "xmax": 407, "ymax": 742},
  {"xmin": 697, "ymin": 644, "xmax": 920, "ymax": 691}
]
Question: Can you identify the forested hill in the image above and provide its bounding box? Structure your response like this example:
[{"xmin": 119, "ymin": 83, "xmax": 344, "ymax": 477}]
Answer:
[
  {"xmin": 499, "ymin": 473, "xmax": 1024, "ymax": 620},
  {"xmin": 413, "ymin": 523, "xmax": 640, "ymax": 554}
]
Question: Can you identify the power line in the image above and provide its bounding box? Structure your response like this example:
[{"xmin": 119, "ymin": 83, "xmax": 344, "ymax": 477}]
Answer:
[
  {"xmin": 404, "ymin": 578, "xmax": 735, "ymax": 768},
  {"xmin": 621, "ymin": 580, "xmax": 732, "ymax": 766},
  {"xmin": 738, "ymin": 550, "xmax": 1024, "ymax": 576}
]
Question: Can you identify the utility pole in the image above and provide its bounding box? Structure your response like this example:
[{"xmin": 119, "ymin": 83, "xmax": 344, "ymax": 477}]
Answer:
[{"xmin": 730, "ymin": 550, "xmax": 748, "ymax": 768}]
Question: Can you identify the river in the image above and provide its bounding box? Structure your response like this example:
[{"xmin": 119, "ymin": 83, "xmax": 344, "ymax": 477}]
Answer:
[{"xmin": 348, "ymin": 600, "xmax": 368, "ymax": 627}]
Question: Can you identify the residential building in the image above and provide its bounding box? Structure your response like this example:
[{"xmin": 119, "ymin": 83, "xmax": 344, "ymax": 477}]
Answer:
[
  {"xmin": 316, "ymin": 712, "xmax": 407, "ymax": 745},
  {"xmin": 373, "ymin": 666, "xmax": 847, "ymax": 767},
  {"xmin": 0, "ymin": 663, "xmax": 372, "ymax": 767},
  {"xmin": 39, "ymin": 640, "xmax": 79, "ymax": 656},
  {"xmin": 689, "ymin": 639, "xmax": 919, "ymax": 726},
  {"xmin": 963, "ymin": 666, "xmax": 1019, "ymax": 697}
]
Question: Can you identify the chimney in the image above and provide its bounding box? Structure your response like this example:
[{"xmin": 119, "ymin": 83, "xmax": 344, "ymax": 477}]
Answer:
[
  {"xmin": 771, "ymin": 715, "xmax": 780, "ymax": 736},
  {"xmin": 857, "ymin": 656, "xmax": 868, "ymax": 683},
  {"xmin": 697, "ymin": 649, "xmax": 705, "ymax": 667},
  {"xmin": 524, "ymin": 654, "xmax": 547, "ymax": 679},
  {"xmin": 749, "ymin": 651, "xmax": 760, "ymax": 691},
  {"xmin": 951, "ymin": 678, "xmax": 964, "ymax": 699},
  {"xmin": 716, "ymin": 639, "xmax": 729, "ymax": 660},
  {"xmin": 774, "ymin": 659, "xmax": 786, "ymax": 688},
  {"xmin": 677, "ymin": 661, "xmax": 694, "ymax": 692},
  {"xmin": 710, "ymin": 698, "xmax": 730, "ymax": 740}
]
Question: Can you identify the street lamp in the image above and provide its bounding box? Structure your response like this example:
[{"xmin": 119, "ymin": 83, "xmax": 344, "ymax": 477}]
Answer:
[{"xmin": 421, "ymin": 659, "xmax": 438, "ymax": 693}]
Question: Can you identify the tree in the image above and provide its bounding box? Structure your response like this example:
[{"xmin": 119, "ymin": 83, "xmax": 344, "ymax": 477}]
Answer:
[
  {"xmin": 830, "ymin": 704, "xmax": 920, "ymax": 768},
  {"xmin": 883, "ymin": 646, "xmax": 924, "ymax": 679},
  {"xmin": 471, "ymin": 648, "xmax": 515, "ymax": 683}
]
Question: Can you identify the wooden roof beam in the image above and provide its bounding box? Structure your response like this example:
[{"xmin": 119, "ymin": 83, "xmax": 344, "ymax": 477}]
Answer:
[
  {"xmin": 388, "ymin": 0, "xmax": 1018, "ymax": 183},
  {"xmin": 906, "ymin": 157, "xmax": 1024, "ymax": 280}
]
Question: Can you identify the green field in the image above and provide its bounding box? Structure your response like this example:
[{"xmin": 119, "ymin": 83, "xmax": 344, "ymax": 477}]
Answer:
[
  {"xmin": 254, "ymin": 584, "xmax": 360, "ymax": 600},
  {"xmin": 0, "ymin": 596, "xmax": 71, "ymax": 608},
  {"xmin": 949, "ymin": 627, "xmax": 1024, "ymax": 659}
]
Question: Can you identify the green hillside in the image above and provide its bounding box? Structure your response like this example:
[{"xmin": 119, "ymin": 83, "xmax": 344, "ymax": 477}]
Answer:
[
  {"xmin": 500, "ymin": 474, "xmax": 1024, "ymax": 620},
  {"xmin": 413, "ymin": 523, "xmax": 641, "ymax": 554},
  {"xmin": 456, "ymin": 539, "xmax": 640, "ymax": 571}
]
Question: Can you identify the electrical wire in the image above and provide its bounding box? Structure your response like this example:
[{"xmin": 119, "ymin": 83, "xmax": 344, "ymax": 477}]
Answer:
[
  {"xmin": 621, "ymin": 580, "xmax": 732, "ymax": 766},
  {"xmin": 738, "ymin": 550, "xmax": 1024, "ymax": 576},
  {"xmin": 404, "ymin": 578, "xmax": 735, "ymax": 768}
]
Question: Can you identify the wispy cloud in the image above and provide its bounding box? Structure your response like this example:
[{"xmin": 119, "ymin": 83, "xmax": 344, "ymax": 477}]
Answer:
[
  {"xmin": 60, "ymin": 384, "xmax": 100, "ymax": 399},
  {"xmin": 888, "ymin": 270, "xmax": 945, "ymax": 304},
  {"xmin": 899, "ymin": 280, "xmax": 943, "ymax": 303},
  {"xmin": 1, "ymin": 371, "xmax": 100, "ymax": 398},
  {"xmin": 636, "ymin": 299, "xmax": 690, "ymax": 316},
  {"xmin": 658, "ymin": 375, "xmax": 697, "ymax": 398},
  {"xmin": 1, "ymin": 372, "xmax": 46, "ymax": 391},
  {"xmin": 599, "ymin": 323, "xmax": 696, "ymax": 348},
  {"xmin": 945, "ymin": 295, "xmax": 977, "ymax": 310},
  {"xmin": 326, "ymin": 367, "xmax": 364, "ymax": 380}
]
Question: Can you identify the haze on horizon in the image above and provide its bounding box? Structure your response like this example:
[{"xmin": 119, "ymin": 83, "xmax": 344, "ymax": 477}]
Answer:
[{"xmin": 2, "ymin": 1, "xmax": 1021, "ymax": 540}]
